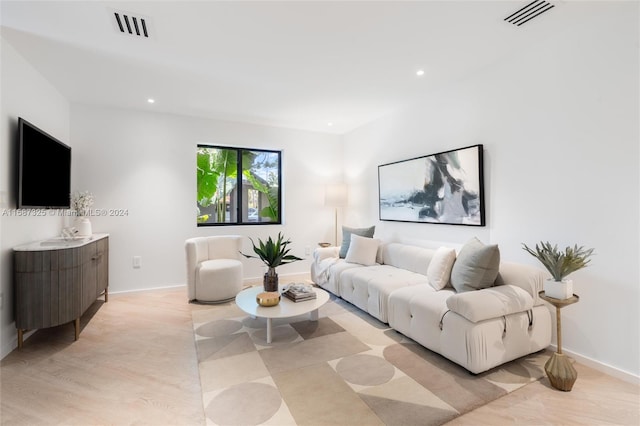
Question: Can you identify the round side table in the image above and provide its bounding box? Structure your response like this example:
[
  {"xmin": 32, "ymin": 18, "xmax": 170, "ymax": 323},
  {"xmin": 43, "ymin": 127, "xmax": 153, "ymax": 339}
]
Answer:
[{"xmin": 539, "ymin": 291, "xmax": 580, "ymax": 391}]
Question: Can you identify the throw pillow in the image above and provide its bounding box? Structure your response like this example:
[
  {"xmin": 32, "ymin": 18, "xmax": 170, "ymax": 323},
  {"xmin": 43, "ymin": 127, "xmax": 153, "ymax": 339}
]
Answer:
[
  {"xmin": 450, "ymin": 237, "xmax": 500, "ymax": 293},
  {"xmin": 427, "ymin": 246, "xmax": 457, "ymax": 290},
  {"xmin": 345, "ymin": 234, "xmax": 380, "ymax": 266},
  {"xmin": 339, "ymin": 225, "xmax": 375, "ymax": 258}
]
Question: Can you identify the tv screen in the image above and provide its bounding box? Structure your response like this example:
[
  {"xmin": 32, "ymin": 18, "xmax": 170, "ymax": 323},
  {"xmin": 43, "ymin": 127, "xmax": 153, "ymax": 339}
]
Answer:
[{"xmin": 18, "ymin": 118, "xmax": 71, "ymax": 209}]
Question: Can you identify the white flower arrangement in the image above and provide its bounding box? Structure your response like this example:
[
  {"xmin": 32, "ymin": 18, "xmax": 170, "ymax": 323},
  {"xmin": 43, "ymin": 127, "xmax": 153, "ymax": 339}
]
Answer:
[{"xmin": 71, "ymin": 191, "xmax": 94, "ymax": 217}]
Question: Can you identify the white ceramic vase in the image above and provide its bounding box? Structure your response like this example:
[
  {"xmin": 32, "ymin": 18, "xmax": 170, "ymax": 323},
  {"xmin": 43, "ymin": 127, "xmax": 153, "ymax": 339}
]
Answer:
[
  {"xmin": 544, "ymin": 279, "xmax": 573, "ymax": 300},
  {"xmin": 75, "ymin": 217, "xmax": 92, "ymax": 237}
]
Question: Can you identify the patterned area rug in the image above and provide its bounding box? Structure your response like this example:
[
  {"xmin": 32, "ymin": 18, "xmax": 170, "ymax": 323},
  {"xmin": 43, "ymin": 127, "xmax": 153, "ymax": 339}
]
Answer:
[{"xmin": 191, "ymin": 289, "xmax": 547, "ymax": 426}]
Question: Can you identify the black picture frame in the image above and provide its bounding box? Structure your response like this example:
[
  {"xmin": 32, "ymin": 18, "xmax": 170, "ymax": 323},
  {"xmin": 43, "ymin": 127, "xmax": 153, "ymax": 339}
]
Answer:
[{"xmin": 378, "ymin": 144, "xmax": 485, "ymax": 226}]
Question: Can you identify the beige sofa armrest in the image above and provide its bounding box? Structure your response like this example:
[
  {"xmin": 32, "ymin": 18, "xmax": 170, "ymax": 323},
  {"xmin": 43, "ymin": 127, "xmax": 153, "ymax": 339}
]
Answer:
[
  {"xmin": 446, "ymin": 285, "xmax": 534, "ymax": 323},
  {"xmin": 313, "ymin": 246, "xmax": 340, "ymax": 263},
  {"xmin": 495, "ymin": 261, "xmax": 545, "ymax": 305}
]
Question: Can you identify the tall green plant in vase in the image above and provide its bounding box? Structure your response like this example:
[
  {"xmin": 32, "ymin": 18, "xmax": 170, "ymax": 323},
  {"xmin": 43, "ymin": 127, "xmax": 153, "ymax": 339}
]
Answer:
[
  {"xmin": 522, "ymin": 241, "xmax": 594, "ymax": 299},
  {"xmin": 241, "ymin": 233, "xmax": 302, "ymax": 292}
]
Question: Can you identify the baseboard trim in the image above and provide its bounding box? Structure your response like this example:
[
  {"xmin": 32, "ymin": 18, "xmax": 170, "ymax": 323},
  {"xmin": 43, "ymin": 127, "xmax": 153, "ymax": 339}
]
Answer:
[
  {"xmin": 549, "ymin": 344, "xmax": 639, "ymax": 385},
  {"xmin": 109, "ymin": 284, "xmax": 185, "ymax": 295}
]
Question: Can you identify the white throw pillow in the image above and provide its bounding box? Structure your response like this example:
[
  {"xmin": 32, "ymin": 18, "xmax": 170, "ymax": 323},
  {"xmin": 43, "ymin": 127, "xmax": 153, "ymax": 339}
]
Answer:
[
  {"xmin": 345, "ymin": 234, "xmax": 380, "ymax": 266},
  {"xmin": 427, "ymin": 246, "xmax": 457, "ymax": 290},
  {"xmin": 339, "ymin": 225, "xmax": 375, "ymax": 258}
]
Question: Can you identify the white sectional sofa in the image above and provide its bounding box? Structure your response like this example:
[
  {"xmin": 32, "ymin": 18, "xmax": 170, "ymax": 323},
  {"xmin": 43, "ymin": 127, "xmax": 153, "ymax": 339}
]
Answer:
[{"xmin": 311, "ymin": 238, "xmax": 552, "ymax": 374}]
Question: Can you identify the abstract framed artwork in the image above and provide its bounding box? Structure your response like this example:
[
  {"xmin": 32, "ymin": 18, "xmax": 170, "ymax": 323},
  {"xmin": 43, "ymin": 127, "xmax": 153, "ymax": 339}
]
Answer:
[{"xmin": 378, "ymin": 144, "xmax": 485, "ymax": 226}]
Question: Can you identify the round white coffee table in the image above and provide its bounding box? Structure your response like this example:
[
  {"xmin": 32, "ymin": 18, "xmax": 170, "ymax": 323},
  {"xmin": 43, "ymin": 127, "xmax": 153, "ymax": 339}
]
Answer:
[{"xmin": 235, "ymin": 285, "xmax": 330, "ymax": 343}]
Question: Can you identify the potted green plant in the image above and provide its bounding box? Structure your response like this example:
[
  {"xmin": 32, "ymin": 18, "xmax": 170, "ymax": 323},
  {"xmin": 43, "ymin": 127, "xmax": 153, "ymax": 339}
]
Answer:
[
  {"xmin": 241, "ymin": 233, "xmax": 302, "ymax": 292},
  {"xmin": 522, "ymin": 241, "xmax": 594, "ymax": 299}
]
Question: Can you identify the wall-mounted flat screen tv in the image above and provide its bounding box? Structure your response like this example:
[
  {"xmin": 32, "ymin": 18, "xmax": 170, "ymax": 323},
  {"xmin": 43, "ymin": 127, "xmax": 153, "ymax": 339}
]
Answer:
[{"xmin": 17, "ymin": 117, "xmax": 71, "ymax": 209}]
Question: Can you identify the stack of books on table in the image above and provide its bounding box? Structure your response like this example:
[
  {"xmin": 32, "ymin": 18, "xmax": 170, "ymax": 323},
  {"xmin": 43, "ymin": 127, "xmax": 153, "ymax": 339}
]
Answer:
[{"xmin": 283, "ymin": 283, "xmax": 317, "ymax": 303}]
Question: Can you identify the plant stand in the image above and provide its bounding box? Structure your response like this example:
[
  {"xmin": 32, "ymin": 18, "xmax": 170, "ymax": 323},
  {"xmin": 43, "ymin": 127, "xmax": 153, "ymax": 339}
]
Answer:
[{"xmin": 539, "ymin": 291, "xmax": 580, "ymax": 391}]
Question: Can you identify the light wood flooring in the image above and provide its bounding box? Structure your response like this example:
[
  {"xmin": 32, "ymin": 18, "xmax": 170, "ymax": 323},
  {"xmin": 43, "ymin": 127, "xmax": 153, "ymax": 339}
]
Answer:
[
  {"xmin": 1, "ymin": 288, "xmax": 204, "ymax": 425},
  {"xmin": 1, "ymin": 286, "xmax": 638, "ymax": 425}
]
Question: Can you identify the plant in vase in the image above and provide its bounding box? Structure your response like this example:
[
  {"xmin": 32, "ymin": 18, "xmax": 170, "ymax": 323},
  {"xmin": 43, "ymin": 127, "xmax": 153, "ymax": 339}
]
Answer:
[
  {"xmin": 241, "ymin": 232, "xmax": 302, "ymax": 292},
  {"xmin": 71, "ymin": 190, "xmax": 94, "ymax": 237},
  {"xmin": 522, "ymin": 241, "xmax": 594, "ymax": 299}
]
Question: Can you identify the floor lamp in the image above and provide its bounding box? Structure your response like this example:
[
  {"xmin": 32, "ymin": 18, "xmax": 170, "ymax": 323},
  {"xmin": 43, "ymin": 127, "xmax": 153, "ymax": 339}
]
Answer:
[{"xmin": 324, "ymin": 183, "xmax": 348, "ymax": 246}]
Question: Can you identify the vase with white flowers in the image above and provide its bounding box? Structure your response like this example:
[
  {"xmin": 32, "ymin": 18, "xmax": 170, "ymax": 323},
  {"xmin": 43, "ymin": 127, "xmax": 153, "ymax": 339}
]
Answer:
[
  {"xmin": 72, "ymin": 191, "xmax": 94, "ymax": 237},
  {"xmin": 522, "ymin": 241, "xmax": 594, "ymax": 299}
]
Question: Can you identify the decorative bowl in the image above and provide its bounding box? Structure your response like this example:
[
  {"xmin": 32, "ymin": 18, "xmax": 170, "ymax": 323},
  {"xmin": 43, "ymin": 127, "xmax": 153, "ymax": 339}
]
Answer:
[
  {"xmin": 256, "ymin": 291, "xmax": 281, "ymax": 307},
  {"xmin": 318, "ymin": 242, "xmax": 331, "ymax": 248}
]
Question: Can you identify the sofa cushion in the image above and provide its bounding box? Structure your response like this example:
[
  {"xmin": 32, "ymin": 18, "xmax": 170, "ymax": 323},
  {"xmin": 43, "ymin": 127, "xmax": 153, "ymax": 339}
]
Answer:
[
  {"xmin": 339, "ymin": 225, "xmax": 375, "ymax": 258},
  {"xmin": 427, "ymin": 246, "xmax": 456, "ymax": 290},
  {"xmin": 313, "ymin": 258, "xmax": 364, "ymax": 297},
  {"xmin": 388, "ymin": 285, "xmax": 455, "ymax": 352},
  {"xmin": 339, "ymin": 265, "xmax": 431, "ymax": 323},
  {"xmin": 381, "ymin": 243, "xmax": 435, "ymax": 276},
  {"xmin": 446, "ymin": 285, "xmax": 534, "ymax": 323},
  {"xmin": 345, "ymin": 234, "xmax": 380, "ymax": 266},
  {"xmin": 450, "ymin": 237, "xmax": 500, "ymax": 293}
]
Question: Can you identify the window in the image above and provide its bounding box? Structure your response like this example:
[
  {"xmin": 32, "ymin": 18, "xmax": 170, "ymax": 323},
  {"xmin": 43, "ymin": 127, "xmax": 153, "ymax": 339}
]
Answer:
[{"xmin": 196, "ymin": 145, "xmax": 282, "ymax": 226}]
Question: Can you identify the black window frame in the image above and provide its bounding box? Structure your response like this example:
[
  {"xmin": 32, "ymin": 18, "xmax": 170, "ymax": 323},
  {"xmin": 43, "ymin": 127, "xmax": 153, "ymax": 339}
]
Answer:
[{"xmin": 196, "ymin": 144, "xmax": 282, "ymax": 226}]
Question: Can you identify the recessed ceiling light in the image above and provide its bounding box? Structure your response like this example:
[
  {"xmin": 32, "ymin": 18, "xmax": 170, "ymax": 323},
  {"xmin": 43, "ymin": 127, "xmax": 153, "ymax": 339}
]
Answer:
[
  {"xmin": 416, "ymin": 69, "xmax": 425, "ymax": 77},
  {"xmin": 327, "ymin": 122, "xmax": 334, "ymax": 127},
  {"xmin": 147, "ymin": 98, "xmax": 155, "ymax": 104}
]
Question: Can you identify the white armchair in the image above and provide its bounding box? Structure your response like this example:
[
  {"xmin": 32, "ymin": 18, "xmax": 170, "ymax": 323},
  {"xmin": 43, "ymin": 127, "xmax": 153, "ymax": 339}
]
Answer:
[{"xmin": 185, "ymin": 235, "xmax": 244, "ymax": 302}]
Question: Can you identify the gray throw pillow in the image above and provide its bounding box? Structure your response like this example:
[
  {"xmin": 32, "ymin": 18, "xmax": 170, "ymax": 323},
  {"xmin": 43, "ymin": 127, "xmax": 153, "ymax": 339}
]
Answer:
[
  {"xmin": 450, "ymin": 237, "xmax": 500, "ymax": 293},
  {"xmin": 339, "ymin": 225, "xmax": 375, "ymax": 258}
]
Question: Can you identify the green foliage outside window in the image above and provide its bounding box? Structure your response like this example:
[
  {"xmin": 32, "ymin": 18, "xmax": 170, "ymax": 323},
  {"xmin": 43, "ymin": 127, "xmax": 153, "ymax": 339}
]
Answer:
[{"xmin": 196, "ymin": 146, "xmax": 281, "ymax": 225}]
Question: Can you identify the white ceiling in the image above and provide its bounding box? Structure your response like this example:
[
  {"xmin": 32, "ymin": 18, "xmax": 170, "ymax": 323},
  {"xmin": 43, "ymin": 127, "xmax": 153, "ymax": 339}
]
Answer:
[{"xmin": 1, "ymin": 1, "xmax": 568, "ymax": 134}]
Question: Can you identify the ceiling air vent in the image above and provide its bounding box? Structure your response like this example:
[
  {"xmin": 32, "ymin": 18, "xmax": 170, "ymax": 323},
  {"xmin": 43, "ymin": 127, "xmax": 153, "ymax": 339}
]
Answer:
[
  {"xmin": 113, "ymin": 11, "xmax": 149, "ymax": 38},
  {"xmin": 504, "ymin": 0, "xmax": 555, "ymax": 27}
]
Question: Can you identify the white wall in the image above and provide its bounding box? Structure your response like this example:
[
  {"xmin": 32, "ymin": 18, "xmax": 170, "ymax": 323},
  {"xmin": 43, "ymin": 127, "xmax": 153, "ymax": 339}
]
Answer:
[
  {"xmin": 343, "ymin": 2, "xmax": 639, "ymax": 377},
  {"xmin": 0, "ymin": 37, "xmax": 71, "ymax": 357},
  {"xmin": 71, "ymin": 105, "xmax": 343, "ymax": 293}
]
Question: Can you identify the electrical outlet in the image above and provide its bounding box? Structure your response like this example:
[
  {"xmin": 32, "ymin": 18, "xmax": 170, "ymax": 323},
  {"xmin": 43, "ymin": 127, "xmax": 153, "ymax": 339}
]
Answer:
[
  {"xmin": 133, "ymin": 256, "xmax": 142, "ymax": 268},
  {"xmin": 305, "ymin": 246, "xmax": 311, "ymax": 256}
]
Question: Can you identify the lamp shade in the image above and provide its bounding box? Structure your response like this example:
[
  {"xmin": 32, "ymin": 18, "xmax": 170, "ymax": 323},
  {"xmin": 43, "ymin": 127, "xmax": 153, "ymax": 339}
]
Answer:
[{"xmin": 325, "ymin": 183, "xmax": 348, "ymax": 207}]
